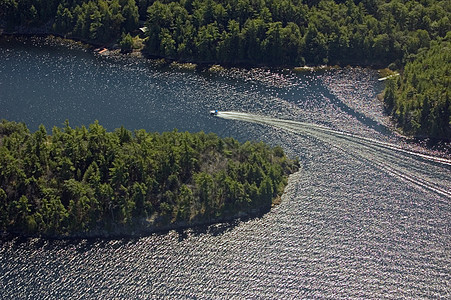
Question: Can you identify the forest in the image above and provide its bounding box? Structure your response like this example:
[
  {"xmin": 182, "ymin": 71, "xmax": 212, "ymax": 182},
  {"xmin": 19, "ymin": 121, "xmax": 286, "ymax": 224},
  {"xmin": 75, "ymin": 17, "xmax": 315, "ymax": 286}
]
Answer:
[
  {"xmin": 0, "ymin": 120, "xmax": 298, "ymax": 236},
  {"xmin": 384, "ymin": 34, "xmax": 450, "ymax": 140},
  {"xmin": 0, "ymin": 0, "xmax": 449, "ymax": 67}
]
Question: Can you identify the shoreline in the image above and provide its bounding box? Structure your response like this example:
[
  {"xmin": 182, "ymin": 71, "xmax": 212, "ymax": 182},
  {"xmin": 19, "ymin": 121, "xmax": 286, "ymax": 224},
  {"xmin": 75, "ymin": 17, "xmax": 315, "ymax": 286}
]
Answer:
[
  {"xmin": 0, "ymin": 34, "xmax": 449, "ymax": 239},
  {"xmin": 2, "ymin": 32, "xmax": 449, "ymax": 150},
  {"xmin": 0, "ymin": 29, "xmax": 387, "ymax": 71},
  {"xmin": 2, "ymin": 32, "xmax": 449, "ymax": 151},
  {"xmin": 0, "ymin": 197, "xmax": 277, "ymax": 240}
]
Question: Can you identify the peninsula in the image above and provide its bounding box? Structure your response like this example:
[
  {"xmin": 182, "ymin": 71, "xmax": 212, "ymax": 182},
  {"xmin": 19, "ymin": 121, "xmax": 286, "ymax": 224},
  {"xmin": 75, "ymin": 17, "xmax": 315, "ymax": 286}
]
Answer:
[{"xmin": 0, "ymin": 120, "xmax": 298, "ymax": 237}]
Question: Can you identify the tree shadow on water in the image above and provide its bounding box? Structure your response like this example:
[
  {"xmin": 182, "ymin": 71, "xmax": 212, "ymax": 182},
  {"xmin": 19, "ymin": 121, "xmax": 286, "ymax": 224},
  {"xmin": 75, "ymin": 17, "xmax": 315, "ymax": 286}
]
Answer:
[
  {"xmin": 174, "ymin": 211, "xmax": 269, "ymax": 242},
  {"xmin": 174, "ymin": 220, "xmax": 240, "ymax": 241},
  {"xmin": 0, "ymin": 209, "xmax": 269, "ymax": 248},
  {"xmin": 0, "ymin": 232, "xmax": 140, "ymax": 254}
]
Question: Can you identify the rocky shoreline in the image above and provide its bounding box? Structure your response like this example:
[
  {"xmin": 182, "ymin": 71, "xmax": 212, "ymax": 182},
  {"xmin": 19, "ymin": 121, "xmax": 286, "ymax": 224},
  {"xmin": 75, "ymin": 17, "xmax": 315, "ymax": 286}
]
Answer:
[{"xmin": 0, "ymin": 28, "xmax": 355, "ymax": 72}]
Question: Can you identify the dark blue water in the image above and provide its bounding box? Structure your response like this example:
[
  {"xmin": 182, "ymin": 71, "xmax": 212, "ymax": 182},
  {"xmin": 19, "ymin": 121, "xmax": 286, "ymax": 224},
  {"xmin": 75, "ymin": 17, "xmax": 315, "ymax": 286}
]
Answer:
[{"xmin": 1, "ymin": 36, "xmax": 450, "ymax": 299}]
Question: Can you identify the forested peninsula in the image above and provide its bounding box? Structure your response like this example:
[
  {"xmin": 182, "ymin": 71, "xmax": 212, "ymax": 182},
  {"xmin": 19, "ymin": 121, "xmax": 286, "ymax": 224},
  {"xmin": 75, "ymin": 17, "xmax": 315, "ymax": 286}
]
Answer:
[
  {"xmin": 0, "ymin": 0, "xmax": 449, "ymax": 237},
  {"xmin": 0, "ymin": 120, "xmax": 298, "ymax": 237}
]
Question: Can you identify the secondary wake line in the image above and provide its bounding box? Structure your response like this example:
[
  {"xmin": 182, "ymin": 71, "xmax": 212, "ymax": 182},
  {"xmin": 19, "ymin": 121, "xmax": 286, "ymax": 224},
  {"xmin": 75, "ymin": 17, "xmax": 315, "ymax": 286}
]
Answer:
[
  {"xmin": 217, "ymin": 111, "xmax": 451, "ymax": 198},
  {"xmin": 272, "ymin": 119, "xmax": 451, "ymax": 198},
  {"xmin": 218, "ymin": 111, "xmax": 451, "ymax": 166}
]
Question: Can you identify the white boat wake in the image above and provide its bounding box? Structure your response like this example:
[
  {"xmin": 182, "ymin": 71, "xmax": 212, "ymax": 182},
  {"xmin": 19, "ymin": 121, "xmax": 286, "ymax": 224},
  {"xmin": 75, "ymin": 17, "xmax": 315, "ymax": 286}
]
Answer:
[{"xmin": 217, "ymin": 111, "xmax": 451, "ymax": 198}]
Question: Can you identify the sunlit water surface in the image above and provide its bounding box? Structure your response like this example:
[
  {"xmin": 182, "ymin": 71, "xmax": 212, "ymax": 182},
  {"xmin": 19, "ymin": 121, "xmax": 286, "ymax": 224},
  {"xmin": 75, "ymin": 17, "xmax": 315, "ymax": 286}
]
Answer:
[{"xmin": 0, "ymin": 37, "xmax": 450, "ymax": 299}]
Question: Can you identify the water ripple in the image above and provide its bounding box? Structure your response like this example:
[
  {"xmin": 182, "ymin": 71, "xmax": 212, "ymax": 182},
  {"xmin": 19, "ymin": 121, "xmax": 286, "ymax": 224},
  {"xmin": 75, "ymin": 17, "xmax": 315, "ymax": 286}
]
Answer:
[{"xmin": 0, "ymin": 37, "xmax": 450, "ymax": 299}]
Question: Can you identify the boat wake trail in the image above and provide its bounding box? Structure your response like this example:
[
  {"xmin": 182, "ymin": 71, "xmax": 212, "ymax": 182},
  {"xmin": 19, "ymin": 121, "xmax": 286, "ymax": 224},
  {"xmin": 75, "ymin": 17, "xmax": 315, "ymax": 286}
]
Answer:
[{"xmin": 217, "ymin": 111, "xmax": 451, "ymax": 198}]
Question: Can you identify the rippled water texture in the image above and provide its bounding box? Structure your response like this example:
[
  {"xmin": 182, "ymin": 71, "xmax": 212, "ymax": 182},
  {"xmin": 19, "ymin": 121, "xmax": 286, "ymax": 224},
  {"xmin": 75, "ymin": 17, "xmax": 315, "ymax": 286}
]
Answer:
[{"xmin": 1, "ymin": 37, "xmax": 450, "ymax": 298}]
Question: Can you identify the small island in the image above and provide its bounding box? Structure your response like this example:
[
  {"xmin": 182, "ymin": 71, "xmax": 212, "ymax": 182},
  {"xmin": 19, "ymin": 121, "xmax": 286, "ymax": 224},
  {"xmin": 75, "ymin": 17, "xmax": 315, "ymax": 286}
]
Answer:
[{"xmin": 0, "ymin": 120, "xmax": 299, "ymax": 237}]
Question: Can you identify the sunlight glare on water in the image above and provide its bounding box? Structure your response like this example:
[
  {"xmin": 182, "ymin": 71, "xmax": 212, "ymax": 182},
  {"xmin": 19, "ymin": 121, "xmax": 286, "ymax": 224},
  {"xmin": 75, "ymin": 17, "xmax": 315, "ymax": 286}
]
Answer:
[{"xmin": 0, "ymin": 37, "xmax": 450, "ymax": 299}]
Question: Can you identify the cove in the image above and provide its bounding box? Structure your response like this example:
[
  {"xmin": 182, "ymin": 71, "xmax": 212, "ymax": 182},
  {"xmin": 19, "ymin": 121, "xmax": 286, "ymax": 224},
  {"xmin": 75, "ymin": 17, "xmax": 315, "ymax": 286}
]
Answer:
[{"xmin": 0, "ymin": 36, "xmax": 450, "ymax": 299}]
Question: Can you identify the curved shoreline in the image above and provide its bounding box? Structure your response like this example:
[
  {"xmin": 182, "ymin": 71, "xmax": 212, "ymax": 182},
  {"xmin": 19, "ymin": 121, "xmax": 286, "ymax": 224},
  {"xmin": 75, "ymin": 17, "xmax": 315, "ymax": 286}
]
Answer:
[
  {"xmin": 0, "ymin": 34, "xmax": 448, "ymax": 240},
  {"xmin": 0, "ymin": 117, "xmax": 299, "ymax": 239}
]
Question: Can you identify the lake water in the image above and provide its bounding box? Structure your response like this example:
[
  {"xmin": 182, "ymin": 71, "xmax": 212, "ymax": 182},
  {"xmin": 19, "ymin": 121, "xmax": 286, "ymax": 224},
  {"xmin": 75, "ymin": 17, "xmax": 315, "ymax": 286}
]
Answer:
[{"xmin": 1, "ymin": 36, "xmax": 450, "ymax": 299}]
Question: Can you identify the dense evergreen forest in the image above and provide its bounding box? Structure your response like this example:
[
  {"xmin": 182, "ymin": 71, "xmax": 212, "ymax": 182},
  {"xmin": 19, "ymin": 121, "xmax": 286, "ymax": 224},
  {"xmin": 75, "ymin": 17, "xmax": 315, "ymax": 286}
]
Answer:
[
  {"xmin": 384, "ymin": 35, "xmax": 450, "ymax": 140},
  {"xmin": 0, "ymin": 120, "xmax": 298, "ymax": 236},
  {"xmin": 0, "ymin": 0, "xmax": 448, "ymax": 67}
]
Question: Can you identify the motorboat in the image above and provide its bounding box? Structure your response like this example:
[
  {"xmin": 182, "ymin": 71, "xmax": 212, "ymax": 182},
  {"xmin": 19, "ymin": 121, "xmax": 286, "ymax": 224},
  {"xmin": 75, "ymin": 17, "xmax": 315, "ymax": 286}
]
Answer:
[{"xmin": 210, "ymin": 110, "xmax": 218, "ymax": 116}]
